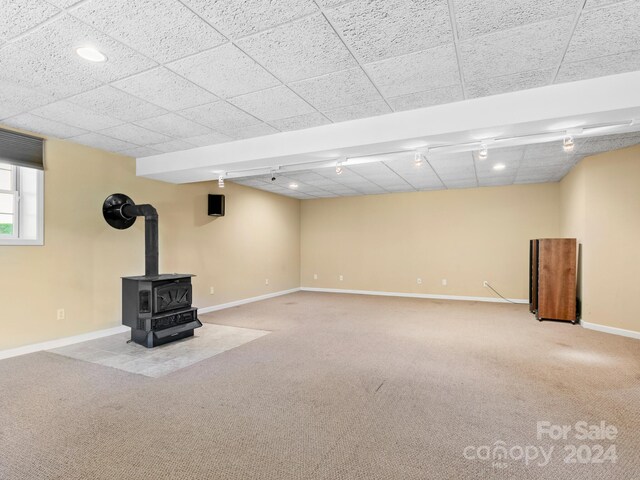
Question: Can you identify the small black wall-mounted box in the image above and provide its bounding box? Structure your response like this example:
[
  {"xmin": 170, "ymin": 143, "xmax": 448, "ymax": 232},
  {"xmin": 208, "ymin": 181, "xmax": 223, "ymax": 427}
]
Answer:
[{"xmin": 208, "ymin": 194, "xmax": 225, "ymax": 217}]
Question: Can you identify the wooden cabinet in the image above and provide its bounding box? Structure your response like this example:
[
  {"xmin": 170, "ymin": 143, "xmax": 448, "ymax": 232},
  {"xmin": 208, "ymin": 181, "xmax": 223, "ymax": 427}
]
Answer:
[{"xmin": 529, "ymin": 238, "xmax": 577, "ymax": 323}]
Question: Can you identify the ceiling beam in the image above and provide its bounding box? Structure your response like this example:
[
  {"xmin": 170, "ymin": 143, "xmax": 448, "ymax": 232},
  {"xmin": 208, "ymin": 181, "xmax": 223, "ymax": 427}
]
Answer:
[{"xmin": 137, "ymin": 71, "xmax": 640, "ymax": 184}]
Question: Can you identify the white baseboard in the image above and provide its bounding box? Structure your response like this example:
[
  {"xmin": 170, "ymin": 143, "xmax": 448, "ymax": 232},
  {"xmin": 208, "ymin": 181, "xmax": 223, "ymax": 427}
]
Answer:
[
  {"xmin": 197, "ymin": 288, "xmax": 301, "ymax": 315},
  {"xmin": 0, "ymin": 325, "xmax": 130, "ymax": 361},
  {"xmin": 581, "ymin": 321, "xmax": 640, "ymax": 340},
  {"xmin": 300, "ymin": 287, "xmax": 528, "ymax": 304},
  {"xmin": 0, "ymin": 288, "xmax": 301, "ymax": 361}
]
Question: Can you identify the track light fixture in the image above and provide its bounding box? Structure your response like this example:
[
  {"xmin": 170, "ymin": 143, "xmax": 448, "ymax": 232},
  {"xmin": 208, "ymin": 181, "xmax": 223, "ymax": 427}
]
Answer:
[
  {"xmin": 336, "ymin": 161, "xmax": 343, "ymax": 175},
  {"xmin": 563, "ymin": 135, "xmax": 575, "ymax": 153},
  {"xmin": 478, "ymin": 143, "xmax": 488, "ymax": 160},
  {"xmin": 414, "ymin": 151, "xmax": 423, "ymax": 165},
  {"xmin": 270, "ymin": 169, "xmax": 276, "ymax": 181},
  {"xmin": 218, "ymin": 175, "xmax": 225, "ymax": 188}
]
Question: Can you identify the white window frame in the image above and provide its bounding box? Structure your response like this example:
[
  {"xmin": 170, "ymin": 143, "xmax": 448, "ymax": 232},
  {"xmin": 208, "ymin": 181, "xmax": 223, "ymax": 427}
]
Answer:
[
  {"xmin": 0, "ymin": 164, "xmax": 18, "ymax": 239},
  {"xmin": 0, "ymin": 163, "xmax": 44, "ymax": 246}
]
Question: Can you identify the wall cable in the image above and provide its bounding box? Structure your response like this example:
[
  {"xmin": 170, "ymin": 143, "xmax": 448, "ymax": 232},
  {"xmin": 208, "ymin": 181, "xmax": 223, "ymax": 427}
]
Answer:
[{"xmin": 485, "ymin": 282, "xmax": 519, "ymax": 304}]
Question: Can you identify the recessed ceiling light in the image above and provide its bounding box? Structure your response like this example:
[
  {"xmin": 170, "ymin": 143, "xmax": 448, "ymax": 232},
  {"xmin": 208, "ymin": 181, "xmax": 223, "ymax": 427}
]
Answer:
[
  {"xmin": 76, "ymin": 46, "xmax": 107, "ymax": 62},
  {"xmin": 493, "ymin": 163, "xmax": 506, "ymax": 171},
  {"xmin": 289, "ymin": 183, "xmax": 298, "ymax": 189}
]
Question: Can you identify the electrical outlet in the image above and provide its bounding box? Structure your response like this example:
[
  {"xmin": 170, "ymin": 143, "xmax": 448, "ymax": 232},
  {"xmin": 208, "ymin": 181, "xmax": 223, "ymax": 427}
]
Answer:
[
  {"xmin": 417, "ymin": 277, "xmax": 422, "ymax": 285},
  {"xmin": 265, "ymin": 278, "xmax": 269, "ymax": 285},
  {"xmin": 57, "ymin": 309, "xmax": 65, "ymax": 320},
  {"xmin": 483, "ymin": 280, "xmax": 489, "ymax": 287},
  {"xmin": 313, "ymin": 273, "xmax": 318, "ymax": 280},
  {"xmin": 209, "ymin": 286, "xmax": 215, "ymax": 295},
  {"xmin": 339, "ymin": 275, "xmax": 343, "ymax": 281},
  {"xmin": 442, "ymin": 279, "xmax": 447, "ymax": 286}
]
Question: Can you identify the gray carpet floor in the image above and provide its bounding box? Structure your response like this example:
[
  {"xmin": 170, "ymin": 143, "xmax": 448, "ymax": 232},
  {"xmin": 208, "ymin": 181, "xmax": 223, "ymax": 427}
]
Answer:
[{"xmin": 1, "ymin": 291, "xmax": 639, "ymax": 479}]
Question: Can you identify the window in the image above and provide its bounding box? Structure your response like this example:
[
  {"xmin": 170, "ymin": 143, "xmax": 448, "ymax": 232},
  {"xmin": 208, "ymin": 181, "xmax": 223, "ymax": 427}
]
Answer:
[{"xmin": 0, "ymin": 163, "xmax": 44, "ymax": 245}]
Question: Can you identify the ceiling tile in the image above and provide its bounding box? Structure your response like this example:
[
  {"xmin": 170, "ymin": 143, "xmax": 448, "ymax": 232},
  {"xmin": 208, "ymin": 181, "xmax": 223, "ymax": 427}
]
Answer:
[
  {"xmin": 70, "ymin": 132, "xmax": 139, "ymax": 152},
  {"xmin": 112, "ymin": 67, "xmax": 218, "ymax": 111},
  {"xmin": 290, "ymin": 68, "xmax": 382, "ymax": 111},
  {"xmin": 236, "ymin": 14, "xmax": 355, "ymax": 82},
  {"xmin": 149, "ymin": 139, "xmax": 196, "ymax": 153},
  {"xmin": 364, "ymin": 44, "xmax": 460, "ymax": 98},
  {"xmin": 315, "ymin": 0, "xmax": 349, "ymax": 6},
  {"xmin": 466, "ymin": 69, "xmax": 554, "ymax": 98},
  {"xmin": 578, "ymin": 132, "xmax": 640, "ymax": 155},
  {"xmin": 388, "ymin": 84, "xmax": 463, "ymax": 111},
  {"xmin": 47, "ymin": 0, "xmax": 82, "ymax": 7},
  {"xmin": 443, "ymin": 179, "xmax": 478, "ymax": 188},
  {"xmin": 475, "ymin": 161, "xmax": 521, "ymax": 185},
  {"xmin": 232, "ymin": 178, "xmax": 268, "ymax": 188},
  {"xmin": 183, "ymin": 132, "xmax": 234, "ymax": 147},
  {"xmin": 119, "ymin": 146, "xmax": 162, "ymax": 158},
  {"xmin": 565, "ymin": 1, "xmax": 640, "ymax": 63},
  {"xmin": 324, "ymin": 99, "xmax": 391, "ymax": 122},
  {"xmin": 459, "ymin": 16, "xmax": 573, "ymax": 81},
  {"xmin": 67, "ymin": 86, "xmax": 167, "ymax": 122},
  {"xmin": 217, "ymin": 123, "xmax": 279, "ymax": 140},
  {"xmin": 584, "ymin": 0, "xmax": 628, "ymax": 7},
  {"xmin": 453, "ymin": 0, "xmax": 583, "ymax": 40},
  {"xmin": 3, "ymin": 113, "xmax": 87, "ymax": 139},
  {"xmin": 289, "ymin": 174, "xmax": 340, "ymax": 187},
  {"xmin": 31, "ymin": 100, "xmax": 122, "ymax": 130},
  {"xmin": 515, "ymin": 164, "xmax": 573, "ymax": 183},
  {"xmin": 180, "ymin": 101, "xmax": 260, "ymax": 130},
  {"xmin": 0, "ymin": 0, "xmax": 60, "ymax": 41},
  {"xmin": 135, "ymin": 113, "xmax": 212, "ymax": 138},
  {"xmin": 325, "ymin": 0, "xmax": 452, "ymax": 62},
  {"xmin": 348, "ymin": 162, "xmax": 411, "ymax": 188},
  {"xmin": 167, "ymin": 43, "xmax": 280, "ymax": 98},
  {"xmin": 270, "ymin": 112, "xmax": 331, "ymax": 131},
  {"xmin": 98, "ymin": 123, "xmax": 172, "ymax": 145},
  {"xmin": 0, "ymin": 44, "xmax": 103, "ymax": 98},
  {"xmin": 523, "ymin": 142, "xmax": 576, "ymax": 164},
  {"xmin": 182, "ymin": 0, "xmax": 317, "ymax": 39},
  {"xmin": 229, "ymin": 86, "xmax": 315, "ymax": 121},
  {"xmin": 286, "ymin": 171, "xmax": 332, "ymax": 183},
  {"xmin": 474, "ymin": 146, "xmax": 525, "ymax": 169},
  {"xmin": 11, "ymin": 15, "xmax": 157, "ymax": 83},
  {"xmin": 384, "ymin": 155, "xmax": 444, "ymax": 189},
  {"xmin": 519, "ymin": 154, "xmax": 576, "ymax": 169},
  {"xmin": 427, "ymin": 152, "xmax": 476, "ymax": 179},
  {"xmin": 557, "ymin": 49, "xmax": 640, "ymax": 84},
  {"xmin": 71, "ymin": 0, "xmax": 226, "ymax": 63},
  {"xmin": 0, "ymin": 80, "xmax": 56, "ymax": 119}
]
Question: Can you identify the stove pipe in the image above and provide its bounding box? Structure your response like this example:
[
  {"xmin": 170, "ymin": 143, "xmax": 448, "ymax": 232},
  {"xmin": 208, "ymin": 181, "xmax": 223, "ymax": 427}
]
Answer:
[{"xmin": 102, "ymin": 194, "xmax": 159, "ymax": 277}]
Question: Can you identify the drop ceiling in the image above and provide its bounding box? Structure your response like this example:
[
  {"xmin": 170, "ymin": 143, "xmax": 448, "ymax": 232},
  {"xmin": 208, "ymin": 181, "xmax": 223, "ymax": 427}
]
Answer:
[
  {"xmin": 230, "ymin": 132, "xmax": 640, "ymax": 199},
  {"xmin": 1, "ymin": 0, "xmax": 640, "ymax": 198}
]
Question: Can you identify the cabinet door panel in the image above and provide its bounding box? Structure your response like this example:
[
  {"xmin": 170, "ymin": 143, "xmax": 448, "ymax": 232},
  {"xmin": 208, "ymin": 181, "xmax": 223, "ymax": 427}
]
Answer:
[{"xmin": 537, "ymin": 238, "xmax": 577, "ymax": 321}]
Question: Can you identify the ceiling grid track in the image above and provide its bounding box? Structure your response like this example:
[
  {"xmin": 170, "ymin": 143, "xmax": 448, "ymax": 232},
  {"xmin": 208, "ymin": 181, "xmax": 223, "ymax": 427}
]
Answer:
[
  {"xmin": 551, "ymin": 0, "xmax": 589, "ymax": 84},
  {"xmin": 445, "ymin": 0, "xmax": 468, "ymax": 99},
  {"xmin": 312, "ymin": 0, "xmax": 395, "ymax": 112}
]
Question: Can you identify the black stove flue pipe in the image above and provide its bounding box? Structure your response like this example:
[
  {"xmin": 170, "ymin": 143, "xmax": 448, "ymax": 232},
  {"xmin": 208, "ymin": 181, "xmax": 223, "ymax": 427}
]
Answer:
[{"xmin": 102, "ymin": 193, "xmax": 159, "ymax": 277}]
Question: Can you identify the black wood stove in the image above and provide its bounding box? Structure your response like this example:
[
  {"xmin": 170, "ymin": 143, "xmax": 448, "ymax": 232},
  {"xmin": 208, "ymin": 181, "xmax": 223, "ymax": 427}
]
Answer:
[{"xmin": 103, "ymin": 193, "xmax": 202, "ymax": 348}]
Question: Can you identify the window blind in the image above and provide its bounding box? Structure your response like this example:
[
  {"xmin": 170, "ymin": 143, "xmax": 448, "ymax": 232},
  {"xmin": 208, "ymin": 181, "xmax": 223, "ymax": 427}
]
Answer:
[{"xmin": 0, "ymin": 127, "xmax": 44, "ymax": 170}]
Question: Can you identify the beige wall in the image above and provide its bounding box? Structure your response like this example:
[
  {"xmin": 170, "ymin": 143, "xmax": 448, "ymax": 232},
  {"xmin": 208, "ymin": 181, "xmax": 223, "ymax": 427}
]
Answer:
[
  {"xmin": 0, "ymin": 136, "xmax": 300, "ymax": 350},
  {"xmin": 3, "ymin": 127, "xmax": 638, "ymax": 351},
  {"xmin": 301, "ymin": 184, "xmax": 561, "ymax": 299},
  {"xmin": 561, "ymin": 145, "xmax": 640, "ymax": 333}
]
